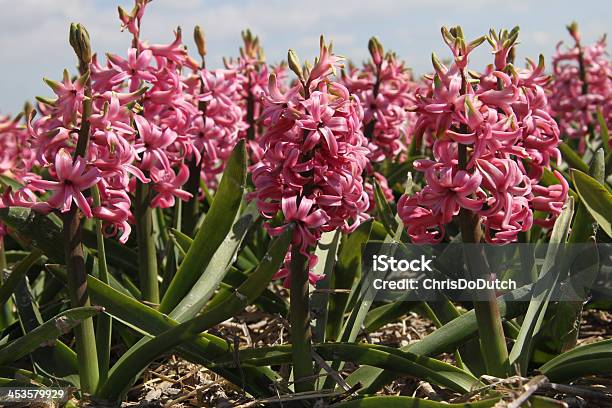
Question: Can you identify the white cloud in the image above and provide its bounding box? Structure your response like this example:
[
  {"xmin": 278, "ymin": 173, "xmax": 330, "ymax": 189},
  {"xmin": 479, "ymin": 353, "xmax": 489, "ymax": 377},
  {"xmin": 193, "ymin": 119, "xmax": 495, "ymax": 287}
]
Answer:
[{"xmin": 0, "ymin": 0, "xmax": 610, "ymax": 113}]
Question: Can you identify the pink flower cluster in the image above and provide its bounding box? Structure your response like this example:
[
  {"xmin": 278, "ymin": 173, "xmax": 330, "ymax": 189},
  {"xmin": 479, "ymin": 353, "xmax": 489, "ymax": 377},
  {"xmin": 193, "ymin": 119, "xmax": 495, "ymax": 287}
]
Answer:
[
  {"xmin": 399, "ymin": 27, "xmax": 568, "ymax": 244},
  {"xmin": 224, "ymin": 30, "xmax": 287, "ymax": 161},
  {"xmin": 2, "ymin": 0, "xmax": 244, "ymax": 243},
  {"xmin": 0, "ymin": 114, "xmax": 34, "ymax": 182},
  {"xmin": 550, "ymin": 25, "xmax": 611, "ymax": 152},
  {"xmin": 0, "ymin": 113, "xmax": 35, "ymax": 239},
  {"xmin": 184, "ymin": 68, "xmax": 246, "ymax": 189},
  {"xmin": 249, "ymin": 39, "xmax": 370, "ymax": 285},
  {"xmin": 342, "ymin": 39, "xmax": 418, "ymax": 212},
  {"xmin": 342, "ymin": 43, "xmax": 417, "ymax": 163}
]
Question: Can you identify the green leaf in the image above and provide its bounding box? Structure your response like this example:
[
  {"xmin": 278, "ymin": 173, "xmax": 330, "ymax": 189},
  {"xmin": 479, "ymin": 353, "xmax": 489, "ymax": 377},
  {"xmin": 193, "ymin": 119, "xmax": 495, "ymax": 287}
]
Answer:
[
  {"xmin": 364, "ymin": 301, "xmax": 417, "ymax": 332},
  {"xmin": 374, "ymin": 180, "xmax": 398, "ymax": 236},
  {"xmin": 508, "ymin": 197, "xmax": 574, "ymax": 374},
  {"xmin": 0, "ymin": 206, "xmax": 138, "ymax": 274},
  {"xmin": 539, "ymin": 338, "xmax": 612, "ymax": 382},
  {"xmin": 596, "ymin": 107, "xmax": 609, "ymax": 154},
  {"xmin": 213, "ymin": 343, "xmax": 481, "ymax": 394},
  {"xmin": 0, "ymin": 175, "xmax": 24, "ymax": 191},
  {"xmin": 326, "ymin": 220, "xmax": 373, "ymax": 341},
  {"xmin": 331, "ymin": 396, "xmax": 500, "ymax": 408},
  {"xmin": 386, "ymin": 156, "xmax": 422, "ymax": 187},
  {"xmin": 559, "ymin": 142, "xmax": 589, "ymax": 173},
  {"xmin": 160, "ymin": 140, "xmax": 247, "ymax": 313},
  {"xmin": 345, "ymin": 284, "xmax": 532, "ymax": 393},
  {"xmin": 311, "ymin": 230, "xmax": 341, "ymax": 344},
  {"xmin": 537, "ymin": 239, "xmax": 599, "ymax": 356},
  {"xmin": 0, "ymin": 307, "xmax": 102, "ymax": 365},
  {"xmin": 11, "ymin": 270, "xmax": 80, "ymax": 387},
  {"xmin": 569, "ymin": 149, "xmax": 605, "ymax": 243},
  {"xmin": 48, "ymin": 266, "xmax": 280, "ymax": 399},
  {"xmin": 169, "ymin": 202, "xmax": 258, "ymax": 322},
  {"xmin": 571, "ymin": 169, "xmax": 612, "ymax": 237},
  {"xmin": 0, "ymin": 249, "xmax": 42, "ymax": 306},
  {"xmin": 169, "ymin": 228, "xmax": 192, "ymax": 253},
  {"xmin": 98, "ymin": 226, "xmax": 293, "ymax": 401},
  {"xmin": 0, "ymin": 207, "xmax": 64, "ymax": 262}
]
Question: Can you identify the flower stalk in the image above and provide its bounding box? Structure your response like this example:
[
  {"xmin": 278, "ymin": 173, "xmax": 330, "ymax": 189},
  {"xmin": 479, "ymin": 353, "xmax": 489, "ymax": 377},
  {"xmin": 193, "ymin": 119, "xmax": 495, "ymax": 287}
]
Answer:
[
  {"xmin": 64, "ymin": 22, "xmax": 100, "ymax": 395},
  {"xmin": 182, "ymin": 25, "xmax": 207, "ymax": 235},
  {"xmin": 457, "ymin": 143, "xmax": 510, "ymax": 377},
  {"xmin": 455, "ymin": 53, "xmax": 509, "ymax": 376},
  {"xmin": 0, "ymin": 234, "xmax": 14, "ymax": 327},
  {"xmin": 92, "ymin": 185, "xmax": 112, "ymax": 384},
  {"xmin": 289, "ymin": 244, "xmax": 315, "ymax": 392},
  {"xmin": 135, "ymin": 178, "xmax": 159, "ymax": 304}
]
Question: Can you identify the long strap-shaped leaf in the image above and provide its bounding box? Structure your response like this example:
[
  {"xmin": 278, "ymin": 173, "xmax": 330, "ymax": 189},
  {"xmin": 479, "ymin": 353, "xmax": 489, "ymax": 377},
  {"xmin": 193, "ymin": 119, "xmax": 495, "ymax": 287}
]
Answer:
[
  {"xmin": 508, "ymin": 198, "xmax": 574, "ymax": 373},
  {"xmin": 169, "ymin": 202, "xmax": 258, "ymax": 322},
  {"xmin": 345, "ymin": 284, "xmax": 531, "ymax": 393},
  {"xmin": 326, "ymin": 220, "xmax": 373, "ymax": 341},
  {"xmin": 160, "ymin": 140, "xmax": 247, "ymax": 313},
  {"xmin": 48, "ymin": 265, "xmax": 278, "ymax": 398},
  {"xmin": 0, "ymin": 249, "xmax": 42, "ymax": 305},
  {"xmin": 0, "ymin": 206, "xmax": 138, "ymax": 273},
  {"xmin": 211, "ymin": 342, "xmax": 481, "ymax": 394},
  {"xmin": 0, "ymin": 307, "xmax": 102, "ymax": 365},
  {"xmin": 311, "ymin": 230, "xmax": 341, "ymax": 344},
  {"xmin": 571, "ymin": 169, "xmax": 612, "ymax": 238},
  {"xmin": 332, "ymin": 396, "xmax": 500, "ymax": 408},
  {"xmin": 97, "ymin": 226, "xmax": 293, "ymax": 401},
  {"xmin": 539, "ymin": 338, "xmax": 612, "ymax": 382},
  {"xmin": 0, "ymin": 207, "xmax": 65, "ymax": 262}
]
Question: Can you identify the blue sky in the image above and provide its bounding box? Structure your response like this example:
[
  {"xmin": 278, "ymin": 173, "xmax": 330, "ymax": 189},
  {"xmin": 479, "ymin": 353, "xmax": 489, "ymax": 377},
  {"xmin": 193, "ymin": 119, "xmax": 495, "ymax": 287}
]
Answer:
[{"xmin": 0, "ymin": 0, "xmax": 609, "ymax": 114}]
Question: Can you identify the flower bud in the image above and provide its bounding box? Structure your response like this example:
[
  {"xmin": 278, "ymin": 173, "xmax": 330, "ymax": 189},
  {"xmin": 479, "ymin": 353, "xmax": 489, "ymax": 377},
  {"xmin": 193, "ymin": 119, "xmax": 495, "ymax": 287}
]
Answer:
[
  {"xmin": 469, "ymin": 35, "xmax": 486, "ymax": 50},
  {"xmin": 23, "ymin": 101, "xmax": 33, "ymax": 120},
  {"xmin": 368, "ymin": 36, "xmax": 384, "ymax": 66},
  {"xmin": 287, "ymin": 49, "xmax": 304, "ymax": 82},
  {"xmin": 117, "ymin": 6, "xmax": 130, "ymax": 25},
  {"xmin": 43, "ymin": 77, "xmax": 62, "ymax": 93},
  {"xmin": 193, "ymin": 25, "xmax": 206, "ymax": 58},
  {"xmin": 303, "ymin": 60, "xmax": 313, "ymax": 80},
  {"xmin": 566, "ymin": 21, "xmax": 581, "ymax": 43},
  {"xmin": 431, "ymin": 52, "xmax": 445, "ymax": 76},
  {"xmin": 69, "ymin": 23, "xmax": 92, "ymax": 64}
]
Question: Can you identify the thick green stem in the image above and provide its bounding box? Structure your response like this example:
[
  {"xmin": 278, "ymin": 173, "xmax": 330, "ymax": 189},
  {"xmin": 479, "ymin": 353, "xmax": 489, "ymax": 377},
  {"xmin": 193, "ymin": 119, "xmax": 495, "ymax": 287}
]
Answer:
[
  {"xmin": 63, "ymin": 24, "xmax": 100, "ymax": 394},
  {"xmin": 289, "ymin": 245, "xmax": 314, "ymax": 392},
  {"xmin": 246, "ymin": 88, "xmax": 256, "ymax": 141},
  {"xmin": 182, "ymin": 158, "xmax": 203, "ymax": 236},
  {"xmin": 63, "ymin": 207, "xmax": 100, "ymax": 394},
  {"xmin": 92, "ymin": 186, "xmax": 111, "ymax": 384},
  {"xmin": 0, "ymin": 236, "xmax": 15, "ymax": 327},
  {"xmin": 457, "ymin": 144, "xmax": 509, "ymax": 377},
  {"xmin": 135, "ymin": 180, "xmax": 159, "ymax": 304}
]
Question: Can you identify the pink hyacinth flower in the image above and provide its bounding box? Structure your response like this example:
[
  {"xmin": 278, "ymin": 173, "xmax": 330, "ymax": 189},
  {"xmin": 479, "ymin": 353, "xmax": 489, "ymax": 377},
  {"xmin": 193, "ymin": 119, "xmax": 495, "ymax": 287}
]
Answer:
[{"xmin": 27, "ymin": 149, "xmax": 101, "ymax": 217}]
